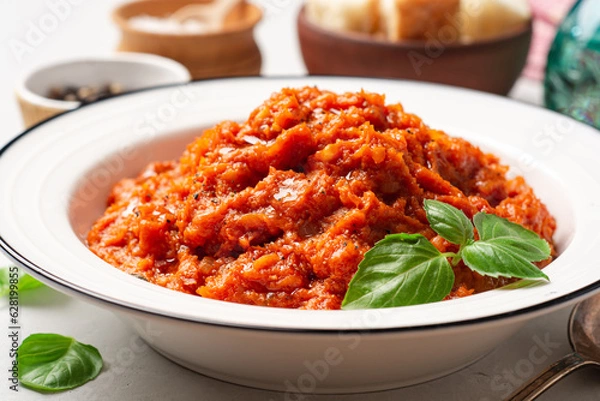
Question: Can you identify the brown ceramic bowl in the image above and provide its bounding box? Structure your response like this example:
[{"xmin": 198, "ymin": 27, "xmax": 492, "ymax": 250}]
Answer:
[
  {"xmin": 297, "ymin": 6, "xmax": 532, "ymax": 95},
  {"xmin": 113, "ymin": 0, "xmax": 262, "ymax": 80}
]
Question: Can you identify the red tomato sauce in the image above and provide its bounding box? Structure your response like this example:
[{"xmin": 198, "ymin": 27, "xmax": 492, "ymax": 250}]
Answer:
[{"xmin": 87, "ymin": 87, "xmax": 556, "ymax": 310}]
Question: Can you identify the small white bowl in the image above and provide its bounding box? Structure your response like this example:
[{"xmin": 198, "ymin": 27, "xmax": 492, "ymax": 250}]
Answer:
[
  {"xmin": 2, "ymin": 77, "xmax": 600, "ymax": 394},
  {"xmin": 15, "ymin": 52, "xmax": 191, "ymax": 128}
]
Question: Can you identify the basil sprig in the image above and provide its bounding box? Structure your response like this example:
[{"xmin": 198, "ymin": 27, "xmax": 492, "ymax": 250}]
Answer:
[
  {"xmin": 18, "ymin": 333, "xmax": 103, "ymax": 392},
  {"xmin": 342, "ymin": 200, "xmax": 551, "ymax": 310}
]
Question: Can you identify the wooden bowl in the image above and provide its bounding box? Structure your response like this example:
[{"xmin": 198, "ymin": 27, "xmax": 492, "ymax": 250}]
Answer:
[
  {"xmin": 297, "ymin": 6, "xmax": 532, "ymax": 95},
  {"xmin": 113, "ymin": 0, "xmax": 262, "ymax": 80}
]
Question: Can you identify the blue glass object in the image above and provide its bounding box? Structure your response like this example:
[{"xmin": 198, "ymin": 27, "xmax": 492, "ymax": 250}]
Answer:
[{"xmin": 545, "ymin": 0, "xmax": 600, "ymax": 129}]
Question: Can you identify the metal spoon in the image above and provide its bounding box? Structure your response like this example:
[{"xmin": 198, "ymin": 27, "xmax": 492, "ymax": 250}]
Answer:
[{"xmin": 508, "ymin": 293, "xmax": 600, "ymax": 400}]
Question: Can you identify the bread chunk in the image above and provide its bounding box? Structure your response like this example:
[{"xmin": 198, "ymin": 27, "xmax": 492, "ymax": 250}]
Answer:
[
  {"xmin": 379, "ymin": 0, "xmax": 460, "ymax": 41},
  {"xmin": 305, "ymin": 0, "xmax": 379, "ymax": 34},
  {"xmin": 460, "ymin": 0, "xmax": 531, "ymax": 41}
]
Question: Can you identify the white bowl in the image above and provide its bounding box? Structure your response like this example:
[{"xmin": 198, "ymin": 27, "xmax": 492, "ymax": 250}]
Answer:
[
  {"xmin": 15, "ymin": 52, "xmax": 191, "ymax": 127},
  {"xmin": 2, "ymin": 77, "xmax": 600, "ymax": 394}
]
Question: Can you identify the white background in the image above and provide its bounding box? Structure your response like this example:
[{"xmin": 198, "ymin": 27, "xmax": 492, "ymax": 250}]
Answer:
[{"xmin": 0, "ymin": 1, "xmax": 598, "ymax": 400}]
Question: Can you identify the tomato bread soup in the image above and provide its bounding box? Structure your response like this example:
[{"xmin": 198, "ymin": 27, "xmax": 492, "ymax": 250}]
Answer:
[{"xmin": 87, "ymin": 87, "xmax": 556, "ymax": 310}]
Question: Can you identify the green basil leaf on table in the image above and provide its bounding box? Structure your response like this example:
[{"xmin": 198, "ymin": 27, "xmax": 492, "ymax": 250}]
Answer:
[
  {"xmin": 18, "ymin": 333, "xmax": 103, "ymax": 392},
  {"xmin": 341, "ymin": 233, "xmax": 454, "ymax": 310},
  {"xmin": 423, "ymin": 199, "xmax": 474, "ymax": 246},
  {"xmin": 0, "ymin": 267, "xmax": 45, "ymax": 297},
  {"xmin": 16, "ymin": 273, "xmax": 45, "ymax": 292}
]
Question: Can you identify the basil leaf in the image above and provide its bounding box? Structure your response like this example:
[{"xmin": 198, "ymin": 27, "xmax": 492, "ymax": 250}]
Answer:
[
  {"xmin": 462, "ymin": 241, "xmax": 549, "ymax": 280},
  {"xmin": 463, "ymin": 213, "xmax": 550, "ymax": 280},
  {"xmin": 424, "ymin": 199, "xmax": 474, "ymax": 246},
  {"xmin": 17, "ymin": 274, "xmax": 45, "ymax": 292},
  {"xmin": 0, "ymin": 267, "xmax": 45, "ymax": 297},
  {"xmin": 18, "ymin": 333, "xmax": 103, "ymax": 392},
  {"xmin": 472, "ymin": 213, "xmax": 551, "ymax": 262},
  {"xmin": 341, "ymin": 234, "xmax": 454, "ymax": 309}
]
